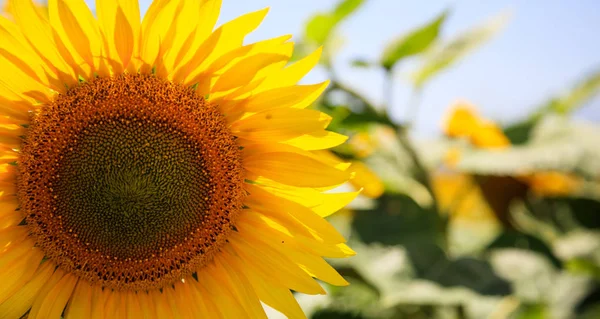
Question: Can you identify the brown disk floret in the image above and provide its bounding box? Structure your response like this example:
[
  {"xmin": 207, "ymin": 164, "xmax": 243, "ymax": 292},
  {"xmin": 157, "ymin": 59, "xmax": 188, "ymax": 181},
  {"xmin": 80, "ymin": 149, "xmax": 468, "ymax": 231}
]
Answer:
[{"xmin": 18, "ymin": 74, "xmax": 244, "ymax": 291}]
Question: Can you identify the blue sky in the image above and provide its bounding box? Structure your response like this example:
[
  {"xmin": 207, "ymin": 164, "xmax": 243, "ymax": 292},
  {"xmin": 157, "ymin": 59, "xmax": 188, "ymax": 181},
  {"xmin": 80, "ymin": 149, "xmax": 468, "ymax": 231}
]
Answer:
[
  {"xmin": 28, "ymin": 0, "xmax": 600, "ymax": 136},
  {"xmin": 209, "ymin": 0, "xmax": 600, "ymax": 136}
]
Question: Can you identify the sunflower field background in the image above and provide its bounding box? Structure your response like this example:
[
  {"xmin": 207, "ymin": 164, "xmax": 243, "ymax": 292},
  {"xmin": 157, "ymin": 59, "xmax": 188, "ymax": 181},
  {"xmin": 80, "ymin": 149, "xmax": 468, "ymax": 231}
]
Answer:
[
  {"xmin": 2, "ymin": 0, "xmax": 599, "ymax": 318},
  {"xmin": 264, "ymin": 1, "xmax": 600, "ymax": 318}
]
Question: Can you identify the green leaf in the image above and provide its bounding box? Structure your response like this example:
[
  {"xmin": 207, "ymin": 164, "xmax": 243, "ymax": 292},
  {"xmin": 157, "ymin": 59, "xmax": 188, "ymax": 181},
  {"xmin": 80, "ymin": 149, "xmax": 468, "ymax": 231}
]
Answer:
[
  {"xmin": 332, "ymin": 0, "xmax": 364, "ymax": 22},
  {"xmin": 532, "ymin": 69, "xmax": 600, "ymax": 120},
  {"xmin": 380, "ymin": 10, "xmax": 448, "ymax": 70},
  {"xmin": 304, "ymin": 0, "xmax": 365, "ymax": 45},
  {"xmin": 487, "ymin": 231, "xmax": 562, "ymax": 268},
  {"xmin": 305, "ymin": 14, "xmax": 337, "ymax": 45},
  {"xmin": 351, "ymin": 59, "xmax": 372, "ymax": 68},
  {"xmin": 515, "ymin": 304, "xmax": 548, "ymax": 319},
  {"xmin": 552, "ymin": 69, "xmax": 600, "ymax": 114},
  {"xmin": 352, "ymin": 194, "xmax": 438, "ymax": 246},
  {"xmin": 455, "ymin": 116, "xmax": 600, "ymax": 179},
  {"xmin": 411, "ymin": 10, "xmax": 510, "ymax": 87},
  {"xmin": 503, "ymin": 119, "xmax": 536, "ymax": 145},
  {"xmin": 339, "ymin": 110, "xmax": 395, "ymax": 128},
  {"xmin": 504, "ymin": 69, "xmax": 600, "ymax": 144}
]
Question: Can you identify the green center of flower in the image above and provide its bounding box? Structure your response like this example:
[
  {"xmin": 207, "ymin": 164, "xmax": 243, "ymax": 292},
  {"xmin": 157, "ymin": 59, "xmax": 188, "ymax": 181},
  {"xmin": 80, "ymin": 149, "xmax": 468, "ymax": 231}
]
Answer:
[
  {"xmin": 18, "ymin": 74, "xmax": 244, "ymax": 290},
  {"xmin": 54, "ymin": 119, "xmax": 211, "ymax": 260}
]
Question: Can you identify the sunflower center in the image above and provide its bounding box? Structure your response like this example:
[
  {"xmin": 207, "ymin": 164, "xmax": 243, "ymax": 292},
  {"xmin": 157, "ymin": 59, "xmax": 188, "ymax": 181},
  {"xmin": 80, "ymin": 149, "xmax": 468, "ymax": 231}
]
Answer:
[
  {"xmin": 18, "ymin": 74, "xmax": 244, "ymax": 290},
  {"xmin": 55, "ymin": 119, "xmax": 211, "ymax": 260}
]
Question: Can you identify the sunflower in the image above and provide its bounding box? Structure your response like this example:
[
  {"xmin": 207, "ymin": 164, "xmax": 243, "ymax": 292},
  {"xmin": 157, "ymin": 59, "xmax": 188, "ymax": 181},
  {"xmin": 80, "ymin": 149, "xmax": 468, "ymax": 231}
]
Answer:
[{"xmin": 0, "ymin": 0, "xmax": 358, "ymax": 318}]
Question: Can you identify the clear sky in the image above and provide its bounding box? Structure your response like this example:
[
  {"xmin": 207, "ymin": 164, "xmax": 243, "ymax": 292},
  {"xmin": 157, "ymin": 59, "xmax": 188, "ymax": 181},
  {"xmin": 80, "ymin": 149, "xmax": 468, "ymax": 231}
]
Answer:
[
  {"xmin": 12, "ymin": 0, "xmax": 600, "ymax": 136},
  {"xmin": 208, "ymin": 0, "xmax": 600, "ymax": 137}
]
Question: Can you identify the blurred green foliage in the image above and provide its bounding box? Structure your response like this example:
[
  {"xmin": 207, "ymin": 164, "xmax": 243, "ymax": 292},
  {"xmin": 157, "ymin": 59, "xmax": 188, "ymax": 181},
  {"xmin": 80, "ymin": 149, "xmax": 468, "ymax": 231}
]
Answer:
[{"xmin": 275, "ymin": 1, "xmax": 600, "ymax": 318}]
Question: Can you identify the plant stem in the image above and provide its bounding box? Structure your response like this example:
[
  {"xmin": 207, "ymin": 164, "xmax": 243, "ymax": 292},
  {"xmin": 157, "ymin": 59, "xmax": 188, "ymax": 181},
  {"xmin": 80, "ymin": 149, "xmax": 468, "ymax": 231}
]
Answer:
[
  {"xmin": 396, "ymin": 127, "xmax": 439, "ymax": 214},
  {"xmin": 405, "ymin": 88, "xmax": 423, "ymax": 129},
  {"xmin": 384, "ymin": 70, "xmax": 394, "ymax": 110}
]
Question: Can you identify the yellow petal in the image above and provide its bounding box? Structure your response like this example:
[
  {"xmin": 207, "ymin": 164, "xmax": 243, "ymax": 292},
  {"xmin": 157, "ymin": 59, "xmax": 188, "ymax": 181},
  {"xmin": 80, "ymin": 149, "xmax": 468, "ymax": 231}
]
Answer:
[
  {"xmin": 171, "ymin": 0, "xmax": 222, "ymax": 73},
  {"xmin": 0, "ymin": 261, "xmax": 55, "ymax": 319},
  {"xmin": 0, "ymin": 54, "xmax": 52, "ymax": 103},
  {"xmin": 139, "ymin": 0, "xmax": 183, "ymax": 72},
  {"xmin": 63, "ymin": 279, "xmax": 93, "ymax": 319},
  {"xmin": 197, "ymin": 7, "xmax": 269, "ymax": 71},
  {"xmin": 243, "ymin": 81, "xmax": 329, "ymax": 113},
  {"xmin": 223, "ymin": 245, "xmax": 307, "ymax": 319},
  {"xmin": 311, "ymin": 191, "xmax": 360, "ymax": 217},
  {"xmin": 212, "ymin": 255, "xmax": 267, "ymax": 319},
  {"xmin": 245, "ymin": 184, "xmax": 347, "ymax": 243},
  {"xmin": 49, "ymin": 0, "xmax": 102, "ymax": 77},
  {"xmin": 230, "ymin": 231, "xmax": 325, "ymax": 295},
  {"xmin": 162, "ymin": 286, "xmax": 186, "ymax": 319},
  {"xmin": 212, "ymin": 52, "xmax": 291, "ymax": 92},
  {"xmin": 257, "ymin": 46, "xmax": 323, "ymax": 91},
  {"xmin": 0, "ymin": 226, "xmax": 27, "ymax": 249},
  {"xmin": 152, "ymin": 289, "xmax": 175, "ymax": 319},
  {"xmin": 0, "ymin": 247, "xmax": 43, "ymax": 304},
  {"xmin": 197, "ymin": 265, "xmax": 248, "ymax": 318},
  {"xmin": 237, "ymin": 214, "xmax": 349, "ymax": 287},
  {"xmin": 135, "ymin": 291, "xmax": 158, "ymax": 319},
  {"xmin": 10, "ymin": 0, "xmax": 78, "ymax": 86},
  {"xmin": 96, "ymin": 0, "xmax": 140, "ymax": 72},
  {"xmin": 0, "ymin": 17, "xmax": 61, "ymax": 92},
  {"xmin": 245, "ymin": 151, "xmax": 350, "ymax": 188},
  {"xmin": 242, "ymin": 212, "xmax": 354, "ymax": 259},
  {"xmin": 102, "ymin": 289, "xmax": 122, "ymax": 319},
  {"xmin": 27, "ymin": 268, "xmax": 73, "ymax": 319},
  {"xmin": 188, "ymin": 278, "xmax": 224, "ymax": 319},
  {"xmin": 0, "ymin": 238, "xmax": 34, "ymax": 268},
  {"xmin": 232, "ymin": 108, "xmax": 331, "ymax": 143},
  {"xmin": 284, "ymin": 131, "xmax": 348, "ymax": 150},
  {"xmin": 171, "ymin": 281, "xmax": 203, "ymax": 318},
  {"xmin": 206, "ymin": 35, "xmax": 292, "ymax": 77}
]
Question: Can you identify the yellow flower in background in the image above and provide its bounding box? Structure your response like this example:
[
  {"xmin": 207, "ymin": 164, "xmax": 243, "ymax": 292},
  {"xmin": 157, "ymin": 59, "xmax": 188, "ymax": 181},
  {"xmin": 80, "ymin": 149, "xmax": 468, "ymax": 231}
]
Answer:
[
  {"xmin": 348, "ymin": 161, "xmax": 385, "ymax": 199},
  {"xmin": 468, "ymin": 121, "xmax": 511, "ymax": 148},
  {"xmin": 0, "ymin": 0, "xmax": 357, "ymax": 318},
  {"xmin": 432, "ymin": 173, "xmax": 499, "ymax": 223},
  {"xmin": 444, "ymin": 101, "xmax": 480, "ymax": 138},
  {"xmin": 348, "ymin": 132, "xmax": 375, "ymax": 158},
  {"xmin": 522, "ymin": 171, "xmax": 581, "ymax": 197},
  {"xmin": 443, "ymin": 101, "xmax": 581, "ymax": 197},
  {"xmin": 444, "ymin": 102, "xmax": 510, "ymax": 149}
]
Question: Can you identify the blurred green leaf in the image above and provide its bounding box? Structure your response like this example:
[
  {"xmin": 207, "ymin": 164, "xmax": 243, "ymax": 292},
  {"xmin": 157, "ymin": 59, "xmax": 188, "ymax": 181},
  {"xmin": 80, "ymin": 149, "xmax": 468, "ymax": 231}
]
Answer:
[
  {"xmin": 503, "ymin": 119, "xmax": 536, "ymax": 145},
  {"xmin": 352, "ymin": 194, "xmax": 438, "ymax": 246},
  {"xmin": 405, "ymin": 242, "xmax": 511, "ymax": 296},
  {"xmin": 537, "ymin": 69, "xmax": 600, "ymax": 117},
  {"xmin": 305, "ymin": 0, "xmax": 365, "ymax": 45},
  {"xmin": 504, "ymin": 69, "xmax": 600, "ymax": 145},
  {"xmin": 351, "ymin": 59, "xmax": 373, "ymax": 68},
  {"xmin": 340, "ymin": 110, "xmax": 395, "ymax": 128},
  {"xmin": 306, "ymin": 14, "xmax": 337, "ymax": 45},
  {"xmin": 576, "ymin": 286, "xmax": 600, "ymax": 318},
  {"xmin": 380, "ymin": 10, "xmax": 448, "ymax": 70},
  {"xmin": 486, "ymin": 231, "xmax": 562, "ymax": 268},
  {"xmin": 515, "ymin": 304, "xmax": 548, "ymax": 319},
  {"xmin": 312, "ymin": 310, "xmax": 366, "ymax": 319},
  {"xmin": 411, "ymin": 10, "xmax": 510, "ymax": 87},
  {"xmin": 332, "ymin": 0, "xmax": 364, "ymax": 21},
  {"xmin": 560, "ymin": 198, "xmax": 600, "ymax": 229},
  {"xmin": 455, "ymin": 116, "xmax": 600, "ymax": 179}
]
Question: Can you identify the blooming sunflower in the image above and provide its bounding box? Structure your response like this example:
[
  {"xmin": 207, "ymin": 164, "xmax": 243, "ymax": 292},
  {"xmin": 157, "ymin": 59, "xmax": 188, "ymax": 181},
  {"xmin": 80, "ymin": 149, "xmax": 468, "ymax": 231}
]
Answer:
[{"xmin": 0, "ymin": 0, "xmax": 358, "ymax": 318}]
